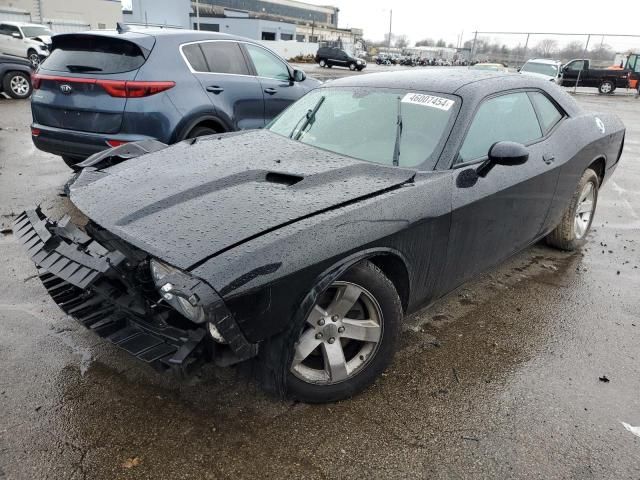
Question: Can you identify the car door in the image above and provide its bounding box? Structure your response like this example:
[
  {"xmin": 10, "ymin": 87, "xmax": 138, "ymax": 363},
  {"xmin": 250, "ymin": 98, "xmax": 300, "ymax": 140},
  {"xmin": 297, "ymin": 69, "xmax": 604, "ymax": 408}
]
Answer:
[
  {"xmin": 562, "ymin": 59, "xmax": 585, "ymax": 86},
  {"xmin": 0, "ymin": 24, "xmax": 18, "ymax": 57},
  {"xmin": 440, "ymin": 91, "xmax": 561, "ymax": 291},
  {"xmin": 183, "ymin": 40, "xmax": 265, "ymax": 130},
  {"xmin": 242, "ymin": 42, "xmax": 308, "ymax": 124}
]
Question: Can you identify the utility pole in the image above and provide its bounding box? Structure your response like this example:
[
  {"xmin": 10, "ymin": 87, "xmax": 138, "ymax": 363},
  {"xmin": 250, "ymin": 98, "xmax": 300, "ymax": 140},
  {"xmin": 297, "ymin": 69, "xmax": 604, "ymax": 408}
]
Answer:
[
  {"xmin": 195, "ymin": 0, "xmax": 200, "ymax": 30},
  {"xmin": 575, "ymin": 34, "xmax": 591, "ymax": 93},
  {"xmin": 388, "ymin": 9, "xmax": 392, "ymax": 48}
]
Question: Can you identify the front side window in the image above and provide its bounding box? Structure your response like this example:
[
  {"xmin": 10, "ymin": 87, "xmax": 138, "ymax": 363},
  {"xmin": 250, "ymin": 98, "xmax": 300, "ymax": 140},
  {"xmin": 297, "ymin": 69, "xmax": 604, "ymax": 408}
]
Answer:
[
  {"xmin": 245, "ymin": 43, "xmax": 290, "ymax": 81},
  {"xmin": 566, "ymin": 60, "xmax": 584, "ymax": 71},
  {"xmin": 529, "ymin": 91, "xmax": 563, "ymax": 134},
  {"xmin": 199, "ymin": 41, "xmax": 250, "ymax": 75},
  {"xmin": 458, "ymin": 92, "xmax": 542, "ymax": 163},
  {"xmin": 268, "ymin": 87, "xmax": 458, "ymax": 168}
]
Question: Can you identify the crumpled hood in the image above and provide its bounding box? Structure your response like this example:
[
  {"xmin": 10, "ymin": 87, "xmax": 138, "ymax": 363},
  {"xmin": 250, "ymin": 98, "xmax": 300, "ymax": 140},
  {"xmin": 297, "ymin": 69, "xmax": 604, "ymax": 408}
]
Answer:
[
  {"xmin": 32, "ymin": 35, "xmax": 52, "ymax": 45},
  {"xmin": 69, "ymin": 130, "xmax": 415, "ymax": 269}
]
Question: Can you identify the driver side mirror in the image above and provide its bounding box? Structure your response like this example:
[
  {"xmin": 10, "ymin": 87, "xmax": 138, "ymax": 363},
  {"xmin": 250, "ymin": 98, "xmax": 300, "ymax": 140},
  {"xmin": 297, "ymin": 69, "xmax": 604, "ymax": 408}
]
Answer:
[
  {"xmin": 292, "ymin": 69, "xmax": 306, "ymax": 82},
  {"xmin": 476, "ymin": 141, "xmax": 529, "ymax": 177}
]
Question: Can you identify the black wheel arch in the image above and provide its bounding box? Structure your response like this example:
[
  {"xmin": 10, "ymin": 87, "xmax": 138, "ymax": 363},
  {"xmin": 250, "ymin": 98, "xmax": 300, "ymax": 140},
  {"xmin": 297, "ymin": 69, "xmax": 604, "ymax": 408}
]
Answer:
[
  {"xmin": 258, "ymin": 247, "xmax": 411, "ymax": 398},
  {"xmin": 174, "ymin": 114, "xmax": 231, "ymax": 142}
]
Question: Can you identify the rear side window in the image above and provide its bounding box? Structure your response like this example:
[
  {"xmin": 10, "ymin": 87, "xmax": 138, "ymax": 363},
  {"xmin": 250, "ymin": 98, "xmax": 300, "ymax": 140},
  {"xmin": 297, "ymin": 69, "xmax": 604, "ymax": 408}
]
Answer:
[
  {"xmin": 529, "ymin": 91, "xmax": 563, "ymax": 134},
  {"xmin": 199, "ymin": 41, "xmax": 250, "ymax": 75},
  {"xmin": 45, "ymin": 35, "xmax": 147, "ymax": 74},
  {"xmin": 459, "ymin": 92, "xmax": 542, "ymax": 162}
]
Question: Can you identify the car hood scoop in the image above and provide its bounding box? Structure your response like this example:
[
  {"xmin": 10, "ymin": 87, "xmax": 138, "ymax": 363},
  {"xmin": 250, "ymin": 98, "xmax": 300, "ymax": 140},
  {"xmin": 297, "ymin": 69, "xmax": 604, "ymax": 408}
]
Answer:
[{"xmin": 69, "ymin": 130, "xmax": 415, "ymax": 269}]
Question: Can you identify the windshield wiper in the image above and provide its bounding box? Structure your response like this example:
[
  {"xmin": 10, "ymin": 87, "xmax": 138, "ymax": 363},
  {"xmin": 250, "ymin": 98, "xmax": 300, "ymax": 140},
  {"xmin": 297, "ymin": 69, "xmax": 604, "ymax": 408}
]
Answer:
[
  {"xmin": 66, "ymin": 65, "xmax": 103, "ymax": 73},
  {"xmin": 290, "ymin": 95, "xmax": 325, "ymax": 140},
  {"xmin": 392, "ymin": 96, "xmax": 403, "ymax": 166}
]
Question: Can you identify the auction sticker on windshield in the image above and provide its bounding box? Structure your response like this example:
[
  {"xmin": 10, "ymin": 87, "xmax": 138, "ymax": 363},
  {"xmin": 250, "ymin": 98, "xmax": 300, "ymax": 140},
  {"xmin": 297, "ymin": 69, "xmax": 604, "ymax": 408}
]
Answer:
[{"xmin": 401, "ymin": 93, "xmax": 455, "ymax": 111}]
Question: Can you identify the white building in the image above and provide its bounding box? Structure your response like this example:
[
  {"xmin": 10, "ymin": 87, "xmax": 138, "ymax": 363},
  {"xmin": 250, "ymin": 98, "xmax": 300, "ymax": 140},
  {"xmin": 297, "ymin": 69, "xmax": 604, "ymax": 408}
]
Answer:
[{"xmin": 0, "ymin": 0, "xmax": 122, "ymax": 31}]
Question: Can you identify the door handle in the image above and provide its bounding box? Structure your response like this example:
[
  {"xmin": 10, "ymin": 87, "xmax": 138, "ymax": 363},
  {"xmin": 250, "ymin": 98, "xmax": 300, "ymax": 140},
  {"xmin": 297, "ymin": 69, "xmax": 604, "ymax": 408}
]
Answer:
[
  {"xmin": 264, "ymin": 88, "xmax": 278, "ymax": 95},
  {"xmin": 206, "ymin": 86, "xmax": 224, "ymax": 94},
  {"xmin": 543, "ymin": 153, "xmax": 555, "ymax": 165}
]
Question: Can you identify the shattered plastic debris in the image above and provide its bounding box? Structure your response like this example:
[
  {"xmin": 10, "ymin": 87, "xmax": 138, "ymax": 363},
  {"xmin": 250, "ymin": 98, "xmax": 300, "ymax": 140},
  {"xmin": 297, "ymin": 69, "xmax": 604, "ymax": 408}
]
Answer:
[
  {"xmin": 621, "ymin": 422, "xmax": 640, "ymax": 439},
  {"xmin": 599, "ymin": 375, "xmax": 610, "ymax": 383}
]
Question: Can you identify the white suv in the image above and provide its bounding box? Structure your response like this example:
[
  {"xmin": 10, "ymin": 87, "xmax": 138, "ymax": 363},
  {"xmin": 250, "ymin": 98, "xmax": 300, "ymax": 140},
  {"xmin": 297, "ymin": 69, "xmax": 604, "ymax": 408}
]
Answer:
[
  {"xmin": 0, "ymin": 22, "xmax": 52, "ymax": 67},
  {"xmin": 518, "ymin": 58, "xmax": 563, "ymax": 84}
]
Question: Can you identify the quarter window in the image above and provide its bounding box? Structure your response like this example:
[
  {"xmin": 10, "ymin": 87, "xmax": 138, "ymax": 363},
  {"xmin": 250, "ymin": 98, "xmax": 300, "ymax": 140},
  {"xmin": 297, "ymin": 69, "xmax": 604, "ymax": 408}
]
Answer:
[
  {"xmin": 458, "ymin": 92, "xmax": 542, "ymax": 163},
  {"xmin": 182, "ymin": 44, "xmax": 208, "ymax": 72},
  {"xmin": 529, "ymin": 91, "xmax": 563, "ymax": 134},
  {"xmin": 199, "ymin": 41, "xmax": 250, "ymax": 75},
  {"xmin": 245, "ymin": 43, "xmax": 290, "ymax": 81}
]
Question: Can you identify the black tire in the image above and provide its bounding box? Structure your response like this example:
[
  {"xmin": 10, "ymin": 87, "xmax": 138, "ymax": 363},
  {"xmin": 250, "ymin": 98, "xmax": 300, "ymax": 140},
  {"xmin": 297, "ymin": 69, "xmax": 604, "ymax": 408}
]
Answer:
[
  {"xmin": 598, "ymin": 80, "xmax": 614, "ymax": 95},
  {"xmin": 546, "ymin": 168, "xmax": 599, "ymax": 251},
  {"xmin": 27, "ymin": 49, "xmax": 40, "ymax": 68},
  {"xmin": 327, "ymin": 64, "xmax": 332, "ymax": 68},
  {"xmin": 319, "ymin": 59, "xmax": 326, "ymax": 67},
  {"xmin": 348, "ymin": 62, "xmax": 357, "ymax": 71},
  {"xmin": 186, "ymin": 126, "xmax": 218, "ymax": 138},
  {"xmin": 2, "ymin": 71, "xmax": 32, "ymax": 99},
  {"xmin": 282, "ymin": 261, "xmax": 402, "ymax": 403},
  {"xmin": 61, "ymin": 156, "xmax": 81, "ymax": 170}
]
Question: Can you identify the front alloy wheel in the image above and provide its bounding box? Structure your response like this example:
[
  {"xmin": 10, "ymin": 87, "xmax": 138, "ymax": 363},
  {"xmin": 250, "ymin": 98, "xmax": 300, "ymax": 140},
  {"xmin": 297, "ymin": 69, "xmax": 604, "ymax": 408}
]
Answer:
[
  {"xmin": 286, "ymin": 261, "xmax": 402, "ymax": 403},
  {"xmin": 291, "ymin": 281, "xmax": 383, "ymax": 385}
]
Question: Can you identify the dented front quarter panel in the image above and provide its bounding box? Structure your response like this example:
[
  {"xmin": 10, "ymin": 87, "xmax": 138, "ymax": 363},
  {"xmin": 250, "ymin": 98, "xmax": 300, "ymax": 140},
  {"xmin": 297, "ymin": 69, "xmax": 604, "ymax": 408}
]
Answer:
[{"xmin": 190, "ymin": 171, "xmax": 453, "ymax": 343}]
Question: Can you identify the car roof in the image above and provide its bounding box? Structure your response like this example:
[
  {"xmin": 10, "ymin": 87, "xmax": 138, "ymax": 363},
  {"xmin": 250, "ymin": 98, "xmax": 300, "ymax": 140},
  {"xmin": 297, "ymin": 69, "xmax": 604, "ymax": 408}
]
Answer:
[
  {"xmin": 525, "ymin": 58, "xmax": 562, "ymax": 65},
  {"xmin": 324, "ymin": 69, "xmax": 547, "ymax": 94},
  {"xmin": 68, "ymin": 27, "xmax": 249, "ymax": 43},
  {"xmin": 0, "ymin": 21, "xmax": 48, "ymax": 27}
]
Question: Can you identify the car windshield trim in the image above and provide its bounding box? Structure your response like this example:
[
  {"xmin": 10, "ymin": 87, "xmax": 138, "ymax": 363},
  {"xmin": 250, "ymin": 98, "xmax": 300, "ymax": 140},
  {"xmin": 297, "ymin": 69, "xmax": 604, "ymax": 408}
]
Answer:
[{"xmin": 267, "ymin": 86, "xmax": 460, "ymax": 171}]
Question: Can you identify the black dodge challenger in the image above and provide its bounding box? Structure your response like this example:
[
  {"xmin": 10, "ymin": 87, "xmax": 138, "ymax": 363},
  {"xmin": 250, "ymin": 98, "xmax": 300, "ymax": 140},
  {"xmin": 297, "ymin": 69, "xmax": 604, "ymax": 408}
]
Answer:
[{"xmin": 15, "ymin": 70, "xmax": 625, "ymax": 403}]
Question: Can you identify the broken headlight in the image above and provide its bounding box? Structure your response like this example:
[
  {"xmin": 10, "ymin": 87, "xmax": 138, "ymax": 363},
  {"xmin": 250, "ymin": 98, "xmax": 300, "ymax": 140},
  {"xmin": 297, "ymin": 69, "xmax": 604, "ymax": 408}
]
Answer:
[{"xmin": 150, "ymin": 259, "xmax": 206, "ymax": 323}]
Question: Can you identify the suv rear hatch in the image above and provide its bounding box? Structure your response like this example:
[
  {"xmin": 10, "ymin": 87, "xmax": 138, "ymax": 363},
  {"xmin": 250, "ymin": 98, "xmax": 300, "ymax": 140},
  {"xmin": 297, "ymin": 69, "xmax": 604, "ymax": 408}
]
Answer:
[{"xmin": 32, "ymin": 33, "xmax": 158, "ymax": 134}]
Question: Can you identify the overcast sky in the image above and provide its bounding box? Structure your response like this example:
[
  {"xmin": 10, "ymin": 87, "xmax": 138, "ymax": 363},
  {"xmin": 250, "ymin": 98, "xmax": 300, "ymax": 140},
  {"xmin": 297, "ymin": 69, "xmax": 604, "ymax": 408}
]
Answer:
[{"xmin": 305, "ymin": 0, "xmax": 640, "ymax": 50}]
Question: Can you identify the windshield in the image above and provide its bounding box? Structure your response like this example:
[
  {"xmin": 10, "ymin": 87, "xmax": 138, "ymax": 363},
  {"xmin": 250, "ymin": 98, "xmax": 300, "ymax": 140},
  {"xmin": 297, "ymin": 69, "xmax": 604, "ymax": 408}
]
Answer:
[
  {"xmin": 21, "ymin": 26, "xmax": 52, "ymax": 38},
  {"xmin": 267, "ymin": 87, "xmax": 457, "ymax": 168},
  {"xmin": 521, "ymin": 62, "xmax": 558, "ymax": 77}
]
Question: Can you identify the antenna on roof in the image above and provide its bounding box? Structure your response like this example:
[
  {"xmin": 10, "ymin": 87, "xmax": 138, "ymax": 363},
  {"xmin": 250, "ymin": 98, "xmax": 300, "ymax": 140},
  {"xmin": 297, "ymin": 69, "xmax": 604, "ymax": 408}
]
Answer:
[{"xmin": 116, "ymin": 22, "xmax": 130, "ymax": 34}]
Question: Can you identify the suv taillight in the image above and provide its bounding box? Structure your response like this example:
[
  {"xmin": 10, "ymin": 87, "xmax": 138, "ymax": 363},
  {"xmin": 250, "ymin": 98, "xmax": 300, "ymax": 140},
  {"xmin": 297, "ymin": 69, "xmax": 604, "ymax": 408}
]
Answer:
[{"xmin": 31, "ymin": 73, "xmax": 175, "ymax": 98}]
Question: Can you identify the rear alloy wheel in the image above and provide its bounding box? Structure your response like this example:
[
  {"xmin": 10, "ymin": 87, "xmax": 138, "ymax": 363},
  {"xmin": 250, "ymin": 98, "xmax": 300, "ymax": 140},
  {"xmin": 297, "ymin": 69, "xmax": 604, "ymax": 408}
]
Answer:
[
  {"xmin": 319, "ymin": 59, "xmax": 327, "ymax": 67},
  {"xmin": 28, "ymin": 50, "xmax": 40, "ymax": 68},
  {"xmin": 286, "ymin": 261, "xmax": 402, "ymax": 403},
  {"xmin": 546, "ymin": 168, "xmax": 599, "ymax": 250},
  {"xmin": 3, "ymin": 71, "xmax": 32, "ymax": 99},
  {"xmin": 599, "ymin": 80, "xmax": 614, "ymax": 94}
]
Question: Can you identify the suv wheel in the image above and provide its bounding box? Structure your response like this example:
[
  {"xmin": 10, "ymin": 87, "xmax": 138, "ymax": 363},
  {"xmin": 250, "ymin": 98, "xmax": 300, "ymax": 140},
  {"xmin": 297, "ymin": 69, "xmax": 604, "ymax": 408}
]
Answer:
[
  {"xmin": 348, "ymin": 62, "xmax": 357, "ymax": 71},
  {"xmin": 28, "ymin": 49, "xmax": 40, "ymax": 68},
  {"xmin": 319, "ymin": 59, "xmax": 327, "ymax": 67},
  {"xmin": 283, "ymin": 261, "xmax": 402, "ymax": 403},
  {"xmin": 3, "ymin": 71, "xmax": 32, "ymax": 99}
]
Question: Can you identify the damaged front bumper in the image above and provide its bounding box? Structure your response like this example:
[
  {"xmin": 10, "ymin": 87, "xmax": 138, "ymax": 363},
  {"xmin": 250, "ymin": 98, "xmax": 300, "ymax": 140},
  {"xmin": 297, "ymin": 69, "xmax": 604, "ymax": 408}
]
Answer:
[{"xmin": 13, "ymin": 208, "xmax": 257, "ymax": 374}]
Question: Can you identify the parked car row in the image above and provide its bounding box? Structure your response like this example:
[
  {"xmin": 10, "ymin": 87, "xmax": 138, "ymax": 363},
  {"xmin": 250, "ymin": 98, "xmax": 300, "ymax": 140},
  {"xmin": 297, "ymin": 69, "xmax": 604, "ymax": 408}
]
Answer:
[{"xmin": 29, "ymin": 27, "xmax": 319, "ymax": 168}]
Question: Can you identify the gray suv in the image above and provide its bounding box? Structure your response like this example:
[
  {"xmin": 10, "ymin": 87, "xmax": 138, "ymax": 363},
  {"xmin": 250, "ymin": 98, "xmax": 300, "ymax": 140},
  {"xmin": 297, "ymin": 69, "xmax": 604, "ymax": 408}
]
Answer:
[{"xmin": 31, "ymin": 28, "xmax": 320, "ymax": 168}]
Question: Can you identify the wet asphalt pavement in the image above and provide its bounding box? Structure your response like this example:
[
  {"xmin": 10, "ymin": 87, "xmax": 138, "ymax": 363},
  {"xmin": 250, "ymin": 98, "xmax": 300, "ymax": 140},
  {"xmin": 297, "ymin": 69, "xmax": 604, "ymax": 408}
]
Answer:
[{"xmin": 1, "ymin": 72, "xmax": 640, "ymax": 479}]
